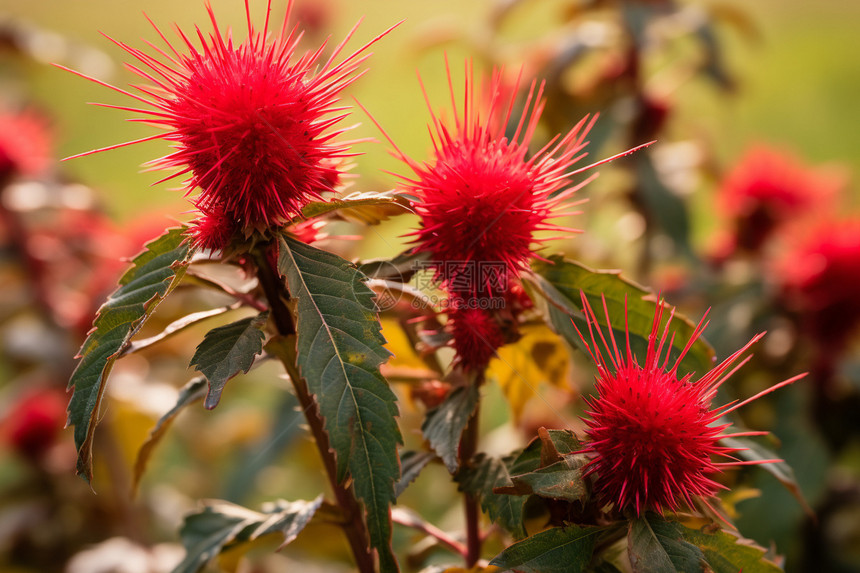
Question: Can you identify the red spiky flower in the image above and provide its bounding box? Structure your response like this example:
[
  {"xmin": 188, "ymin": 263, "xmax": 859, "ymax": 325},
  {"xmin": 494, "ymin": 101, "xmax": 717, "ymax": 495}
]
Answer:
[
  {"xmin": 60, "ymin": 0, "xmax": 396, "ymax": 246},
  {"xmin": 573, "ymin": 293, "xmax": 805, "ymax": 517},
  {"xmin": 367, "ymin": 62, "xmax": 646, "ymax": 298}
]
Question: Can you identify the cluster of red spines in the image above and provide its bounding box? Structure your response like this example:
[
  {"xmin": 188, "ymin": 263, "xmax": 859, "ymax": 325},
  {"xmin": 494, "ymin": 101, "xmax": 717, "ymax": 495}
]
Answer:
[
  {"xmin": 288, "ymin": 218, "xmax": 328, "ymax": 244},
  {"xmin": 187, "ymin": 205, "xmax": 237, "ymax": 253},
  {"xmin": 61, "ymin": 0, "xmax": 395, "ymax": 250},
  {"xmin": 370, "ymin": 63, "xmax": 598, "ymax": 300},
  {"xmin": 574, "ymin": 293, "xmax": 805, "ymax": 516},
  {"xmin": 413, "ymin": 73, "xmax": 597, "ymax": 298},
  {"xmin": 365, "ymin": 63, "xmax": 615, "ymax": 369},
  {"xmin": 368, "ymin": 62, "xmax": 654, "ymax": 370},
  {"xmin": 447, "ymin": 303, "xmax": 507, "ymax": 372}
]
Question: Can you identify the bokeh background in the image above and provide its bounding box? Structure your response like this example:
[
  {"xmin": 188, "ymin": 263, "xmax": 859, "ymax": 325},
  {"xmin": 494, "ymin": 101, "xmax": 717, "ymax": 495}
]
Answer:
[{"xmin": 0, "ymin": 0, "xmax": 858, "ymax": 572}]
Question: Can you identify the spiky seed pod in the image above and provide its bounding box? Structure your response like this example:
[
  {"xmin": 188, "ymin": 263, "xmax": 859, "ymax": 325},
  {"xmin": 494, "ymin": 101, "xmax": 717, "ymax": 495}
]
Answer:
[
  {"xmin": 367, "ymin": 63, "xmax": 620, "ymax": 298},
  {"xmin": 574, "ymin": 293, "xmax": 805, "ymax": 516},
  {"xmin": 62, "ymin": 0, "xmax": 396, "ymax": 248},
  {"xmin": 447, "ymin": 301, "xmax": 506, "ymax": 372}
]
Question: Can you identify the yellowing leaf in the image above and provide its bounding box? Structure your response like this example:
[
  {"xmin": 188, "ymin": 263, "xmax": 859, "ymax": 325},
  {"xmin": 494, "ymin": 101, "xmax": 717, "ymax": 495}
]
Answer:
[
  {"xmin": 110, "ymin": 398, "xmax": 163, "ymax": 469},
  {"xmin": 381, "ymin": 318, "xmax": 426, "ymax": 370},
  {"xmin": 488, "ymin": 324, "xmax": 571, "ymax": 422},
  {"xmin": 300, "ymin": 190, "xmax": 412, "ymax": 224}
]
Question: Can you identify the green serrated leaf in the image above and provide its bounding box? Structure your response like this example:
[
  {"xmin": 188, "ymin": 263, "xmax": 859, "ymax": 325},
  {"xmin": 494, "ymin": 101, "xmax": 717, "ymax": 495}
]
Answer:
[
  {"xmin": 528, "ymin": 256, "xmax": 714, "ymax": 377},
  {"xmin": 490, "ymin": 525, "xmax": 604, "ymax": 573},
  {"xmin": 721, "ymin": 434, "xmax": 812, "ymax": 515},
  {"xmin": 190, "ymin": 312, "xmax": 269, "ymax": 409},
  {"xmin": 543, "ymin": 429, "xmax": 581, "ymax": 453},
  {"xmin": 396, "ymin": 450, "xmax": 436, "ymax": 498},
  {"xmin": 507, "ymin": 456, "xmax": 589, "ymax": 503},
  {"xmin": 508, "ymin": 429, "xmax": 581, "ymax": 476},
  {"xmin": 133, "ymin": 377, "xmax": 207, "ymax": 495},
  {"xmin": 175, "ymin": 505, "xmax": 251, "ymax": 573},
  {"xmin": 628, "ymin": 516, "xmax": 702, "ymax": 573},
  {"xmin": 630, "ymin": 515, "xmax": 782, "ymax": 573},
  {"xmin": 299, "ymin": 191, "xmax": 411, "ymax": 224},
  {"xmin": 679, "ymin": 521, "xmax": 783, "ymax": 573},
  {"xmin": 277, "ymin": 234, "xmax": 401, "ymax": 571},
  {"xmin": 67, "ymin": 227, "xmax": 191, "ymax": 482},
  {"xmin": 422, "ymin": 384, "xmax": 480, "ymax": 474},
  {"xmin": 173, "ymin": 497, "xmax": 322, "ymax": 573},
  {"xmin": 496, "ymin": 430, "xmax": 587, "ymax": 502},
  {"xmin": 457, "ymin": 453, "xmax": 528, "ymax": 539}
]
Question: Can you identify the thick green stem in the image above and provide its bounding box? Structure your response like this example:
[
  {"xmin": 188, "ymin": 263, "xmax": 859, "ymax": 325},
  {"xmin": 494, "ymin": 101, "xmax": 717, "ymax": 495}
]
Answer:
[
  {"xmin": 254, "ymin": 246, "xmax": 376, "ymax": 573},
  {"xmin": 459, "ymin": 381, "xmax": 482, "ymax": 567}
]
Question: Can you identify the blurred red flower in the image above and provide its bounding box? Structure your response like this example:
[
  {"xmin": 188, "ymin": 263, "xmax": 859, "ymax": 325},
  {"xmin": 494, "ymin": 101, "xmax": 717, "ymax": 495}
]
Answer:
[
  {"xmin": 716, "ymin": 146, "xmax": 842, "ymax": 254},
  {"xmin": 447, "ymin": 302, "xmax": 507, "ymax": 372},
  {"xmin": 2, "ymin": 387, "xmax": 67, "ymax": 463},
  {"xmin": 775, "ymin": 218, "xmax": 860, "ymax": 353},
  {"xmin": 0, "ymin": 109, "xmax": 51, "ymax": 180}
]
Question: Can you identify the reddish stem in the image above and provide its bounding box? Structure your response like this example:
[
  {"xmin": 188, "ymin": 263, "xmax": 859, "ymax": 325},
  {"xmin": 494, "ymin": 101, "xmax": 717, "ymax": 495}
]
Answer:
[
  {"xmin": 253, "ymin": 246, "xmax": 376, "ymax": 573},
  {"xmin": 458, "ymin": 382, "xmax": 482, "ymax": 567},
  {"xmin": 391, "ymin": 508, "xmax": 468, "ymax": 558}
]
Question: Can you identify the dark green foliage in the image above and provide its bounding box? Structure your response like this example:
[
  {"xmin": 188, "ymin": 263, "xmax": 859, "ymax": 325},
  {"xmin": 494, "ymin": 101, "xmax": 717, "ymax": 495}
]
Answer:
[
  {"xmin": 277, "ymin": 234, "xmax": 401, "ymax": 571},
  {"xmin": 395, "ymin": 451, "xmax": 436, "ymax": 498},
  {"xmin": 490, "ymin": 525, "xmax": 605, "ymax": 573},
  {"xmin": 628, "ymin": 515, "xmax": 782, "ymax": 573},
  {"xmin": 173, "ymin": 497, "xmax": 322, "ymax": 573},
  {"xmin": 190, "ymin": 312, "xmax": 269, "ymax": 409},
  {"xmin": 421, "ymin": 383, "xmax": 480, "ymax": 473},
  {"xmin": 529, "ymin": 256, "xmax": 714, "ymax": 377},
  {"xmin": 457, "ymin": 453, "xmax": 528, "ymax": 539},
  {"xmin": 67, "ymin": 228, "xmax": 192, "ymax": 482}
]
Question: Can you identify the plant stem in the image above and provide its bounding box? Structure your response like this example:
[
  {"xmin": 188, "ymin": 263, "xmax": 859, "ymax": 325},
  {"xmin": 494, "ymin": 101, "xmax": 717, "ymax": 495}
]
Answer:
[
  {"xmin": 459, "ymin": 379, "xmax": 482, "ymax": 568},
  {"xmin": 254, "ymin": 245, "xmax": 376, "ymax": 573},
  {"xmin": 391, "ymin": 507, "xmax": 468, "ymax": 558},
  {"xmin": 185, "ymin": 268, "xmax": 269, "ymax": 312}
]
